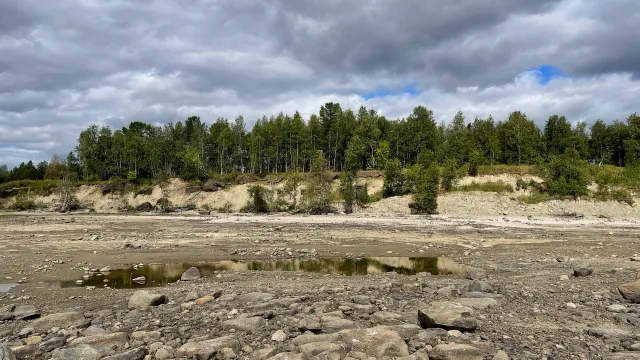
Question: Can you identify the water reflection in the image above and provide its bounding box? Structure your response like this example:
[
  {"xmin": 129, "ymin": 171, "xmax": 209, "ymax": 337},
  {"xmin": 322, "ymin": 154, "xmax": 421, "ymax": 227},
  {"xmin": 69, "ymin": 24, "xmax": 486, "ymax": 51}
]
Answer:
[{"xmin": 46, "ymin": 257, "xmax": 478, "ymax": 290}]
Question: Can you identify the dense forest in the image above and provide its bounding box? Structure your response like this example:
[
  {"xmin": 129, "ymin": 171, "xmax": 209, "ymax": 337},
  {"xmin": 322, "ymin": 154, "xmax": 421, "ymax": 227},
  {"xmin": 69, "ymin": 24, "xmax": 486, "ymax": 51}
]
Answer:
[{"xmin": 2, "ymin": 103, "xmax": 640, "ymax": 184}]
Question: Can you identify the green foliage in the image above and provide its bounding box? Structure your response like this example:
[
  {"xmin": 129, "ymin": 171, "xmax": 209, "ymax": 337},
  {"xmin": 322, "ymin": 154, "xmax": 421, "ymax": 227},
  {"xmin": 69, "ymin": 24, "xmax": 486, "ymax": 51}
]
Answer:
[
  {"xmin": 217, "ymin": 201, "xmax": 233, "ymax": 213},
  {"xmin": 455, "ymin": 181, "xmax": 514, "ymax": 193},
  {"xmin": 0, "ymin": 180, "xmax": 61, "ymax": 198},
  {"xmin": 518, "ymin": 193, "xmax": 552, "ymax": 204},
  {"xmin": 156, "ymin": 197, "xmax": 171, "ymax": 212},
  {"xmin": 611, "ymin": 190, "xmax": 634, "ymax": 206},
  {"xmin": 546, "ymin": 150, "xmax": 589, "ymax": 199},
  {"xmin": 368, "ymin": 190, "xmax": 384, "ymax": 203},
  {"xmin": 440, "ymin": 159, "xmax": 459, "ymax": 191},
  {"xmin": 8, "ymin": 193, "xmax": 41, "ymax": 211},
  {"xmin": 383, "ymin": 159, "xmax": 408, "ymax": 197},
  {"xmin": 134, "ymin": 186, "xmax": 154, "ymax": 197},
  {"xmin": 302, "ymin": 151, "xmax": 335, "ymax": 214},
  {"xmin": 478, "ymin": 165, "xmax": 535, "ymax": 176},
  {"xmin": 242, "ymin": 185, "xmax": 272, "ymax": 213},
  {"xmin": 409, "ymin": 151, "xmax": 440, "ymax": 214},
  {"xmin": 468, "ymin": 150, "xmax": 481, "ymax": 177}
]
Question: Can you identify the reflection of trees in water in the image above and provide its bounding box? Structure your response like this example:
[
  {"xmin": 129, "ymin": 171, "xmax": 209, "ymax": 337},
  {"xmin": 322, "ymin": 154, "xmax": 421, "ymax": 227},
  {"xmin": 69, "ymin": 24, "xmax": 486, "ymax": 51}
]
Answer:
[{"xmin": 56, "ymin": 257, "xmax": 474, "ymax": 289}]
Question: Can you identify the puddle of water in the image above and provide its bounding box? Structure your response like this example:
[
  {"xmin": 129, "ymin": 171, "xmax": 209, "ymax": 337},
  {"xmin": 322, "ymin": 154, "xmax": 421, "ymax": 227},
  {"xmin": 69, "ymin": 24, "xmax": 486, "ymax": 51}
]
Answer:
[
  {"xmin": 0, "ymin": 283, "xmax": 17, "ymax": 293},
  {"xmin": 45, "ymin": 257, "xmax": 478, "ymax": 290}
]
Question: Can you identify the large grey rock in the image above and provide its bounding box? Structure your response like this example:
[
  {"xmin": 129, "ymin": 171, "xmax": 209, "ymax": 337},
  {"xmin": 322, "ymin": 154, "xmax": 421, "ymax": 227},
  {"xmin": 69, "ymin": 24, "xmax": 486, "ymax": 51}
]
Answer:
[
  {"xmin": 176, "ymin": 336, "xmax": 240, "ymax": 359},
  {"xmin": 297, "ymin": 317, "xmax": 322, "ymax": 333},
  {"xmin": 127, "ymin": 291, "xmax": 167, "ymax": 309},
  {"xmin": 605, "ymin": 353, "xmax": 640, "ymax": 360},
  {"xmin": 82, "ymin": 326, "xmax": 106, "ymax": 336},
  {"xmin": 299, "ymin": 342, "xmax": 345, "ymax": 358},
  {"xmin": 493, "ymin": 350, "xmax": 510, "ymax": 360},
  {"xmin": 9, "ymin": 345, "xmax": 39, "ymax": 359},
  {"xmin": 222, "ymin": 317, "xmax": 266, "ymax": 332},
  {"xmin": 38, "ymin": 337, "xmax": 66, "ymax": 353},
  {"xmin": 50, "ymin": 344, "xmax": 115, "ymax": 360},
  {"xmin": 0, "ymin": 305, "xmax": 40, "ymax": 321},
  {"xmin": 468, "ymin": 280, "xmax": 493, "ymax": 293},
  {"xmin": 321, "ymin": 318, "xmax": 357, "ymax": 333},
  {"xmin": 337, "ymin": 327, "xmax": 410, "ymax": 358},
  {"xmin": 291, "ymin": 333, "xmax": 339, "ymax": 345},
  {"xmin": 371, "ymin": 311, "xmax": 406, "ymax": 325},
  {"xmin": 271, "ymin": 330, "xmax": 287, "ymax": 342},
  {"xmin": 0, "ymin": 345, "xmax": 17, "ymax": 360},
  {"xmin": 266, "ymin": 353, "xmax": 305, "ymax": 360},
  {"xmin": 587, "ymin": 328, "xmax": 632, "ymax": 339},
  {"xmin": 69, "ymin": 332, "xmax": 129, "ymax": 347},
  {"xmin": 101, "ymin": 347, "xmax": 147, "ymax": 360},
  {"xmin": 430, "ymin": 344, "xmax": 483, "ymax": 360},
  {"xmin": 30, "ymin": 312, "xmax": 86, "ymax": 332},
  {"xmin": 573, "ymin": 264, "xmax": 593, "ymax": 277},
  {"xmin": 389, "ymin": 324, "xmax": 422, "ymax": 340},
  {"xmin": 180, "ymin": 267, "xmax": 201, "ymax": 281},
  {"xmin": 130, "ymin": 331, "xmax": 161, "ymax": 343},
  {"xmin": 418, "ymin": 301, "xmax": 477, "ymax": 331}
]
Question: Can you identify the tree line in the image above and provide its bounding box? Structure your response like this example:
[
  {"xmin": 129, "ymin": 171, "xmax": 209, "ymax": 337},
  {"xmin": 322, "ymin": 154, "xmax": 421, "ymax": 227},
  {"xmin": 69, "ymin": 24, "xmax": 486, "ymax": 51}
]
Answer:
[{"xmin": 2, "ymin": 103, "xmax": 640, "ymax": 184}]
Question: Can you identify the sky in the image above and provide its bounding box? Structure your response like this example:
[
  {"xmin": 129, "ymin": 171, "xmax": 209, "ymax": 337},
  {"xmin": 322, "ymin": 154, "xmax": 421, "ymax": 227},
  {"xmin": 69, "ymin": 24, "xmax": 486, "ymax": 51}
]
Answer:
[{"xmin": 1, "ymin": 0, "xmax": 639, "ymax": 167}]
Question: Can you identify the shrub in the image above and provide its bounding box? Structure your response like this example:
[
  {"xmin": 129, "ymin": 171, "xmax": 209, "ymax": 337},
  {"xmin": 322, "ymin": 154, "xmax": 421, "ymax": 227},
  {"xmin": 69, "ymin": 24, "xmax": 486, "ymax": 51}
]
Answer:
[
  {"xmin": 440, "ymin": 159, "xmax": 459, "ymax": 191},
  {"xmin": 611, "ymin": 190, "xmax": 634, "ymax": 206},
  {"xmin": 468, "ymin": 150, "xmax": 480, "ymax": 177},
  {"xmin": 8, "ymin": 193, "xmax": 40, "ymax": 211},
  {"xmin": 478, "ymin": 165, "xmax": 535, "ymax": 176},
  {"xmin": 409, "ymin": 152, "xmax": 440, "ymax": 215},
  {"xmin": 383, "ymin": 159, "xmax": 407, "ymax": 197},
  {"xmin": 134, "ymin": 186, "xmax": 154, "ymax": 197},
  {"xmin": 355, "ymin": 183, "xmax": 369, "ymax": 205},
  {"xmin": 518, "ymin": 193, "xmax": 551, "ymax": 204},
  {"xmin": 456, "ymin": 181, "xmax": 514, "ymax": 193},
  {"xmin": 156, "ymin": 197, "xmax": 171, "ymax": 212},
  {"xmin": 242, "ymin": 185, "xmax": 272, "ymax": 213},
  {"xmin": 302, "ymin": 151, "xmax": 335, "ymax": 214},
  {"xmin": 217, "ymin": 201, "xmax": 233, "ymax": 213},
  {"xmin": 546, "ymin": 151, "xmax": 589, "ymax": 199}
]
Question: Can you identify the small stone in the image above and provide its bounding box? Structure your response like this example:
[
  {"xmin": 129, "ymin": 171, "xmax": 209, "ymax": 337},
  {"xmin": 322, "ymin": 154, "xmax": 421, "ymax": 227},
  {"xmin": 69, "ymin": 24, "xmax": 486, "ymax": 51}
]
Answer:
[
  {"xmin": 430, "ymin": 344, "xmax": 482, "ymax": 360},
  {"xmin": 271, "ymin": 330, "xmax": 287, "ymax": 342},
  {"xmin": 418, "ymin": 302, "xmax": 477, "ymax": 331},
  {"xmin": 573, "ymin": 265, "xmax": 593, "ymax": 277},
  {"xmin": 566, "ymin": 302, "xmax": 577, "ymax": 309},
  {"xmin": 559, "ymin": 275, "xmax": 569, "ymax": 281},
  {"xmin": 127, "ymin": 291, "xmax": 167, "ymax": 310},
  {"xmin": 607, "ymin": 304, "xmax": 627, "ymax": 313},
  {"xmin": 185, "ymin": 291, "xmax": 199, "ymax": 302}
]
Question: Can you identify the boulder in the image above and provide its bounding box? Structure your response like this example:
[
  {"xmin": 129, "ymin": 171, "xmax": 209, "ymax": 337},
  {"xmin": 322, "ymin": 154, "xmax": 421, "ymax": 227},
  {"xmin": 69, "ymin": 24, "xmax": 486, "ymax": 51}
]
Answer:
[
  {"xmin": 30, "ymin": 312, "xmax": 86, "ymax": 332},
  {"xmin": 134, "ymin": 202, "xmax": 153, "ymax": 212},
  {"xmin": 430, "ymin": 344, "xmax": 483, "ymax": 360},
  {"xmin": 271, "ymin": 330, "xmax": 287, "ymax": 342},
  {"xmin": 298, "ymin": 317, "xmax": 322, "ymax": 333},
  {"xmin": 130, "ymin": 331, "xmax": 161, "ymax": 343},
  {"xmin": 38, "ymin": 337, "xmax": 66, "ymax": 353},
  {"xmin": 180, "ymin": 267, "xmax": 201, "ymax": 281},
  {"xmin": 337, "ymin": 327, "xmax": 410, "ymax": 358},
  {"xmin": 176, "ymin": 336, "xmax": 240, "ymax": 359},
  {"xmin": 0, "ymin": 305, "xmax": 40, "ymax": 321},
  {"xmin": 321, "ymin": 318, "xmax": 357, "ymax": 333},
  {"xmin": 0, "ymin": 345, "xmax": 16, "ymax": 360},
  {"xmin": 291, "ymin": 333, "xmax": 339, "ymax": 345},
  {"xmin": 69, "ymin": 332, "xmax": 129, "ymax": 347},
  {"xmin": 619, "ymin": 279, "xmax": 640, "ymax": 301},
  {"xmin": 299, "ymin": 342, "xmax": 345, "ymax": 358},
  {"xmin": 50, "ymin": 344, "xmax": 115, "ymax": 360},
  {"xmin": 222, "ymin": 317, "xmax": 266, "ymax": 332},
  {"xmin": 127, "ymin": 290, "xmax": 166, "ymax": 309},
  {"xmin": 371, "ymin": 311, "xmax": 406, "ymax": 325},
  {"xmin": 493, "ymin": 350, "xmax": 510, "ymax": 360},
  {"xmin": 102, "ymin": 347, "xmax": 147, "ymax": 360},
  {"xmin": 266, "ymin": 353, "xmax": 305, "ymax": 360},
  {"xmin": 418, "ymin": 302, "xmax": 477, "ymax": 331}
]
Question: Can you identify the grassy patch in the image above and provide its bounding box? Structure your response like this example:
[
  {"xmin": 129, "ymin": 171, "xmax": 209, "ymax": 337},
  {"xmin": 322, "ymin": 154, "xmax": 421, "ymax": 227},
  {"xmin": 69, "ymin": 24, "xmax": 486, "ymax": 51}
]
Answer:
[
  {"xmin": 7, "ymin": 193, "xmax": 43, "ymax": 210},
  {"xmin": 0, "ymin": 180, "xmax": 61, "ymax": 198},
  {"xmin": 367, "ymin": 190, "xmax": 384, "ymax": 203},
  {"xmin": 454, "ymin": 181, "xmax": 514, "ymax": 193},
  {"xmin": 133, "ymin": 185, "xmax": 154, "ymax": 197},
  {"xmin": 477, "ymin": 165, "xmax": 535, "ymax": 176},
  {"xmin": 517, "ymin": 193, "xmax": 551, "ymax": 204}
]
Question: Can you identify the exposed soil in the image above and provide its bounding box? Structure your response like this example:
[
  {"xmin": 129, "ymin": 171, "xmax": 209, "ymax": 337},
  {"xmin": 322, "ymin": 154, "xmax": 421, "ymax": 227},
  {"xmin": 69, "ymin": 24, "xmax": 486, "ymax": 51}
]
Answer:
[{"xmin": 1, "ymin": 212, "xmax": 640, "ymax": 359}]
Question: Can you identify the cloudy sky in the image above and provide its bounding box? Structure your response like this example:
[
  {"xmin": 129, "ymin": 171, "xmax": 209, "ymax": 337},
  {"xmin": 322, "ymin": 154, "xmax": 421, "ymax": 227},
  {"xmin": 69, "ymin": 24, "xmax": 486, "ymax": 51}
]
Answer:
[{"xmin": 1, "ymin": 0, "xmax": 639, "ymax": 166}]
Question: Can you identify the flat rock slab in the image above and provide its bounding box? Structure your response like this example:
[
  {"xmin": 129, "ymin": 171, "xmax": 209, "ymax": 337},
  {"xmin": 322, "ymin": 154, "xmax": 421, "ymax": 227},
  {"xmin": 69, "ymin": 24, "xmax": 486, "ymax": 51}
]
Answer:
[
  {"xmin": 266, "ymin": 353, "xmax": 305, "ymax": 360},
  {"xmin": 587, "ymin": 328, "xmax": 632, "ymax": 339},
  {"xmin": 0, "ymin": 305, "xmax": 40, "ymax": 321},
  {"xmin": 176, "ymin": 336, "xmax": 240, "ymax": 359},
  {"xmin": 605, "ymin": 353, "xmax": 640, "ymax": 360},
  {"xmin": 0, "ymin": 345, "xmax": 16, "ymax": 360},
  {"xmin": 50, "ymin": 344, "xmax": 115, "ymax": 360},
  {"xmin": 222, "ymin": 317, "xmax": 266, "ymax": 333},
  {"xmin": 418, "ymin": 302, "xmax": 478, "ymax": 331},
  {"xmin": 454, "ymin": 298, "xmax": 499, "ymax": 310},
  {"xmin": 102, "ymin": 347, "xmax": 147, "ymax": 360},
  {"xmin": 180, "ymin": 267, "xmax": 201, "ymax": 281},
  {"xmin": 127, "ymin": 291, "xmax": 167, "ymax": 310},
  {"xmin": 70, "ymin": 332, "xmax": 129, "ymax": 347},
  {"xmin": 430, "ymin": 344, "xmax": 483, "ymax": 360},
  {"xmin": 30, "ymin": 312, "xmax": 86, "ymax": 332},
  {"xmin": 337, "ymin": 327, "xmax": 410, "ymax": 358}
]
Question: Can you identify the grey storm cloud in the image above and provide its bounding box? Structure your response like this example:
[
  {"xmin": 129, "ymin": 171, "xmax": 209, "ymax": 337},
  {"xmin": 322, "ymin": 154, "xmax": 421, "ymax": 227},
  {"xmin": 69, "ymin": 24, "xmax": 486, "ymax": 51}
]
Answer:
[{"xmin": 0, "ymin": 0, "xmax": 639, "ymax": 166}]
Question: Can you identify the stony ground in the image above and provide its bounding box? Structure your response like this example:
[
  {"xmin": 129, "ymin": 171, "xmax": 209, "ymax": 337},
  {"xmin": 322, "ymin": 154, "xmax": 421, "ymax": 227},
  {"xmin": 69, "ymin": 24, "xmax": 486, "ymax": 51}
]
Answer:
[{"xmin": 2, "ymin": 213, "xmax": 640, "ymax": 359}]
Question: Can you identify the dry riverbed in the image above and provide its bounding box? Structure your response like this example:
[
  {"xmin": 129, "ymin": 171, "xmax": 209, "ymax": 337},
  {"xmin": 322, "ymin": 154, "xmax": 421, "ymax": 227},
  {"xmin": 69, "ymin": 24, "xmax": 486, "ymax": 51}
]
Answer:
[{"xmin": 2, "ymin": 212, "xmax": 640, "ymax": 359}]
